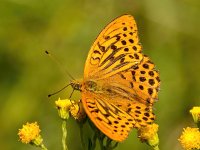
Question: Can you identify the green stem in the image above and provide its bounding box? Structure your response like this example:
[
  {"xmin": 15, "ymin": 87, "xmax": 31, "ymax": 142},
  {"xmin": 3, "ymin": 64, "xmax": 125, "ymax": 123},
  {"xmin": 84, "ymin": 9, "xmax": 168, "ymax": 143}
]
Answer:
[
  {"xmin": 40, "ymin": 143, "xmax": 48, "ymax": 150},
  {"xmin": 79, "ymin": 124, "xmax": 86, "ymax": 150},
  {"xmin": 99, "ymin": 140, "xmax": 104, "ymax": 150},
  {"xmin": 197, "ymin": 122, "xmax": 200, "ymax": 128},
  {"xmin": 90, "ymin": 132, "xmax": 97, "ymax": 150},
  {"xmin": 62, "ymin": 120, "xmax": 68, "ymax": 150},
  {"xmin": 152, "ymin": 145, "xmax": 159, "ymax": 150}
]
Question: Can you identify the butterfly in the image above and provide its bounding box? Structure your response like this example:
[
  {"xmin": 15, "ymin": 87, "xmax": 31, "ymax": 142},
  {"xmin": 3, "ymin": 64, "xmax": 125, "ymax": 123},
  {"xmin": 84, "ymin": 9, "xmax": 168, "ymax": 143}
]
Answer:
[{"xmin": 70, "ymin": 14, "xmax": 160, "ymax": 142}]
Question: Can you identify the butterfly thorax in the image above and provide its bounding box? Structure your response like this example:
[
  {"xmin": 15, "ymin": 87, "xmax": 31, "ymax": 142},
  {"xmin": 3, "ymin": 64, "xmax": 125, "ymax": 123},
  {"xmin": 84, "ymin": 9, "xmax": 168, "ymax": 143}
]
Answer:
[
  {"xmin": 71, "ymin": 79, "xmax": 109, "ymax": 94},
  {"xmin": 71, "ymin": 79, "xmax": 100, "ymax": 93},
  {"xmin": 83, "ymin": 80, "xmax": 98, "ymax": 92},
  {"xmin": 82, "ymin": 80, "xmax": 123, "ymax": 97}
]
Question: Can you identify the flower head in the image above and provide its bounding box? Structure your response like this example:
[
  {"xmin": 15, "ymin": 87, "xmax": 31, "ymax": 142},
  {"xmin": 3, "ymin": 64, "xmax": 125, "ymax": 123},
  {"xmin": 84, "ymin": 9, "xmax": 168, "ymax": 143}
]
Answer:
[
  {"xmin": 55, "ymin": 98, "xmax": 72, "ymax": 109},
  {"xmin": 70, "ymin": 100, "xmax": 86, "ymax": 121},
  {"xmin": 55, "ymin": 98, "xmax": 86, "ymax": 121},
  {"xmin": 18, "ymin": 122, "xmax": 41, "ymax": 144},
  {"xmin": 138, "ymin": 123, "xmax": 159, "ymax": 147},
  {"xmin": 178, "ymin": 127, "xmax": 200, "ymax": 150},
  {"xmin": 190, "ymin": 106, "xmax": 200, "ymax": 124},
  {"xmin": 138, "ymin": 123, "xmax": 159, "ymax": 140},
  {"xmin": 55, "ymin": 98, "xmax": 72, "ymax": 119}
]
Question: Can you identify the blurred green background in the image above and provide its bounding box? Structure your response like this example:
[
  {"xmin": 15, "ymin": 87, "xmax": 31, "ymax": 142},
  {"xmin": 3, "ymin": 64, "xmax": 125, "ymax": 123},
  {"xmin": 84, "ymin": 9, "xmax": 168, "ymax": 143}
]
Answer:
[{"xmin": 0, "ymin": 0, "xmax": 200, "ymax": 149}]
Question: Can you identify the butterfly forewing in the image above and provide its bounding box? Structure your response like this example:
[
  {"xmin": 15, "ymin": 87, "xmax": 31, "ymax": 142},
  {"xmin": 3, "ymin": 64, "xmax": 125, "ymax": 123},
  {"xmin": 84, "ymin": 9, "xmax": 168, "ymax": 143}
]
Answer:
[{"xmin": 84, "ymin": 15, "xmax": 143, "ymax": 79}]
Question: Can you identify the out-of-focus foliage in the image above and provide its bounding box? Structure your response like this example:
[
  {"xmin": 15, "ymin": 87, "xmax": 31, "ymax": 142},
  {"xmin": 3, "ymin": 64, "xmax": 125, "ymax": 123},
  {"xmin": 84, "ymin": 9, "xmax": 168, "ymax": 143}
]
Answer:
[{"xmin": 0, "ymin": 0, "xmax": 200, "ymax": 149}]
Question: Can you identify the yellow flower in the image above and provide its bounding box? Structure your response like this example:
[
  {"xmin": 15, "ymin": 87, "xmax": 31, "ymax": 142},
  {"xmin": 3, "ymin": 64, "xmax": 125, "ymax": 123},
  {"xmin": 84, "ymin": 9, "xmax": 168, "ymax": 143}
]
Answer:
[
  {"xmin": 55, "ymin": 98, "xmax": 73, "ymax": 119},
  {"xmin": 55, "ymin": 98, "xmax": 86, "ymax": 121},
  {"xmin": 190, "ymin": 106, "xmax": 200, "ymax": 124},
  {"xmin": 70, "ymin": 100, "xmax": 86, "ymax": 121},
  {"xmin": 69, "ymin": 101, "xmax": 80, "ymax": 120},
  {"xmin": 18, "ymin": 122, "xmax": 41, "ymax": 144},
  {"xmin": 55, "ymin": 98, "xmax": 72, "ymax": 109},
  {"xmin": 138, "ymin": 123, "xmax": 159, "ymax": 148},
  {"xmin": 178, "ymin": 127, "xmax": 200, "ymax": 150},
  {"xmin": 138, "ymin": 123, "xmax": 159, "ymax": 140}
]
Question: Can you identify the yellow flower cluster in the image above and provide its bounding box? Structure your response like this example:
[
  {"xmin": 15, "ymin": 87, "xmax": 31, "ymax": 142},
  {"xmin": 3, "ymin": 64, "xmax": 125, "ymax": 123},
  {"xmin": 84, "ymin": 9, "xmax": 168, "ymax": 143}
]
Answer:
[
  {"xmin": 55, "ymin": 98, "xmax": 85, "ymax": 121},
  {"xmin": 178, "ymin": 127, "xmax": 200, "ymax": 150},
  {"xmin": 55, "ymin": 98, "xmax": 72, "ymax": 109},
  {"xmin": 55, "ymin": 98, "xmax": 72, "ymax": 119},
  {"xmin": 70, "ymin": 100, "xmax": 86, "ymax": 121},
  {"xmin": 138, "ymin": 123, "xmax": 159, "ymax": 148},
  {"xmin": 190, "ymin": 106, "xmax": 200, "ymax": 123},
  {"xmin": 138, "ymin": 123, "xmax": 159, "ymax": 140},
  {"xmin": 18, "ymin": 122, "xmax": 41, "ymax": 144}
]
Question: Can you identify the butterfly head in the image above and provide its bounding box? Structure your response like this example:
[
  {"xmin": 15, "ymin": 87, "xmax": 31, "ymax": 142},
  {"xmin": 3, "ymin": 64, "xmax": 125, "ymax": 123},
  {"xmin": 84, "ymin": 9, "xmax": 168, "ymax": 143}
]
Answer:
[{"xmin": 70, "ymin": 80, "xmax": 82, "ymax": 91}]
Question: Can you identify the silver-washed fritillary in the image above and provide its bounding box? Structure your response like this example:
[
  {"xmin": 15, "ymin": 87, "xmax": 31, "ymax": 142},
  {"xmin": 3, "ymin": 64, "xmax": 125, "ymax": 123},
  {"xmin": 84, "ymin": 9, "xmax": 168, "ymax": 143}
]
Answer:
[{"xmin": 70, "ymin": 14, "xmax": 160, "ymax": 142}]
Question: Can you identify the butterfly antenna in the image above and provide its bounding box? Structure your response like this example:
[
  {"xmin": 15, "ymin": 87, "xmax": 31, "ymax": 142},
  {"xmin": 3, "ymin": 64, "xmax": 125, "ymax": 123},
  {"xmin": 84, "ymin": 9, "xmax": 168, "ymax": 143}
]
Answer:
[
  {"xmin": 45, "ymin": 50, "xmax": 75, "ymax": 80},
  {"xmin": 69, "ymin": 89, "xmax": 75, "ymax": 107},
  {"xmin": 47, "ymin": 83, "xmax": 72, "ymax": 97},
  {"xmin": 69, "ymin": 89, "xmax": 75, "ymax": 99}
]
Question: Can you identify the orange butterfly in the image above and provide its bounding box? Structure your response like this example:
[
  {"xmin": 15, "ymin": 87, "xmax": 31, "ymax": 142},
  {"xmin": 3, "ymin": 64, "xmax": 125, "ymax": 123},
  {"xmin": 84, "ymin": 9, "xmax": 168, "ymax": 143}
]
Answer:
[{"xmin": 71, "ymin": 15, "xmax": 160, "ymax": 142}]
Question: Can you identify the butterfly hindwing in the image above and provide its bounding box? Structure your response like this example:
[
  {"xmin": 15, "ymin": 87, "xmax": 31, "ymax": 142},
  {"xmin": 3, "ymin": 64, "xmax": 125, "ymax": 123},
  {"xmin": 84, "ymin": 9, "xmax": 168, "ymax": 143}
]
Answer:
[
  {"xmin": 104, "ymin": 55, "xmax": 160, "ymax": 106},
  {"xmin": 81, "ymin": 92, "xmax": 135, "ymax": 142}
]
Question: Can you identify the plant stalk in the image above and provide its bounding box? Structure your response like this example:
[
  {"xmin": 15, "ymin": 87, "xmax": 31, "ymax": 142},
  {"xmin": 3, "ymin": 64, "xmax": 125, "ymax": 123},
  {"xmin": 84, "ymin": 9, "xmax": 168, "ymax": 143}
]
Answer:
[{"xmin": 62, "ymin": 120, "xmax": 68, "ymax": 150}]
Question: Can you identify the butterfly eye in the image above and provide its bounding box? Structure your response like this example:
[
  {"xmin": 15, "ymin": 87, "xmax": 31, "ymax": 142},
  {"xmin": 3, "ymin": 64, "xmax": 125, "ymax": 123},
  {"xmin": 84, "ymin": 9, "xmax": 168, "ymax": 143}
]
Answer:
[
  {"xmin": 71, "ymin": 82, "xmax": 81, "ymax": 91},
  {"xmin": 75, "ymin": 84, "xmax": 80, "ymax": 90}
]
